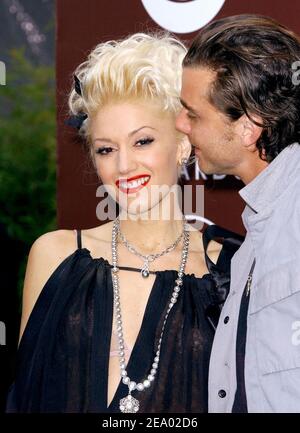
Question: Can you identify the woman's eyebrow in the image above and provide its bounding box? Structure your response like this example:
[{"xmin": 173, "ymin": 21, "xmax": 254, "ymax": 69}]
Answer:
[
  {"xmin": 128, "ymin": 126, "xmax": 157, "ymax": 137},
  {"xmin": 94, "ymin": 126, "xmax": 157, "ymax": 144},
  {"xmin": 93, "ymin": 137, "xmax": 114, "ymax": 144}
]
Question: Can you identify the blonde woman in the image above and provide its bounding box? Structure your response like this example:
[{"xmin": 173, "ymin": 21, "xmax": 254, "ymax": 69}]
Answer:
[{"xmin": 7, "ymin": 33, "xmax": 241, "ymax": 413}]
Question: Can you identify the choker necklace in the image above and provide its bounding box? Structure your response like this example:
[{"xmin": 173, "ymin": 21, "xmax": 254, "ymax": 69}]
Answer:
[
  {"xmin": 118, "ymin": 218, "xmax": 185, "ymax": 278},
  {"xmin": 111, "ymin": 217, "xmax": 190, "ymax": 413}
]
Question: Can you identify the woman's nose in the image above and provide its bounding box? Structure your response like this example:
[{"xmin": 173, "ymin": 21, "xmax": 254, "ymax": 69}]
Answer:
[{"xmin": 117, "ymin": 147, "xmax": 137, "ymax": 175}]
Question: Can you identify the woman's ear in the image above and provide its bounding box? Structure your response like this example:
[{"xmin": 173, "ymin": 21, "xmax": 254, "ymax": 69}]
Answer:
[
  {"xmin": 236, "ymin": 114, "xmax": 263, "ymax": 152},
  {"xmin": 177, "ymin": 135, "xmax": 192, "ymax": 164}
]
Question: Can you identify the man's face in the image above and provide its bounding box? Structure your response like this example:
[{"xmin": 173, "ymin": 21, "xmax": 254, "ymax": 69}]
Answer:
[{"xmin": 176, "ymin": 67, "xmax": 244, "ymax": 176}]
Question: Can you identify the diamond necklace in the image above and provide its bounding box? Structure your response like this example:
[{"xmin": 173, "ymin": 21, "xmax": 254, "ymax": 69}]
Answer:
[
  {"xmin": 118, "ymin": 218, "xmax": 185, "ymax": 278},
  {"xmin": 111, "ymin": 217, "xmax": 190, "ymax": 413}
]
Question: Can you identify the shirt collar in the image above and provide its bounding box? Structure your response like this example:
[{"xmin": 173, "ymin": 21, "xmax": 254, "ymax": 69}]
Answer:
[{"xmin": 239, "ymin": 143, "xmax": 300, "ymax": 214}]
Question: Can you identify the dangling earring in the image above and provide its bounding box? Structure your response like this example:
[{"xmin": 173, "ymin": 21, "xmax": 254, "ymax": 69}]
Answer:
[{"xmin": 180, "ymin": 157, "xmax": 188, "ymax": 165}]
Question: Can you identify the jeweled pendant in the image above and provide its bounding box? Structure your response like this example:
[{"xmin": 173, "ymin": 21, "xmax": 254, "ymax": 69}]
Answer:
[
  {"xmin": 141, "ymin": 262, "xmax": 150, "ymax": 278},
  {"xmin": 141, "ymin": 269, "xmax": 150, "ymax": 278},
  {"xmin": 119, "ymin": 394, "xmax": 139, "ymax": 413}
]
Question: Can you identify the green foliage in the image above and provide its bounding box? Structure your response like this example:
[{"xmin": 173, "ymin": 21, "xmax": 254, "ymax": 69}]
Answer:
[
  {"xmin": 0, "ymin": 48, "xmax": 56, "ymax": 245},
  {"xmin": 0, "ymin": 49, "xmax": 56, "ymax": 298}
]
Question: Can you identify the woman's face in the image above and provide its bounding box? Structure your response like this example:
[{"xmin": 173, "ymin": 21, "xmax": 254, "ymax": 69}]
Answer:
[{"xmin": 90, "ymin": 101, "xmax": 185, "ymax": 217}]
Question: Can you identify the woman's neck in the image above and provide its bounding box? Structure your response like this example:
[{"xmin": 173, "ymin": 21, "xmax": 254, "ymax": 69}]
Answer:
[{"xmin": 118, "ymin": 210, "xmax": 185, "ymax": 254}]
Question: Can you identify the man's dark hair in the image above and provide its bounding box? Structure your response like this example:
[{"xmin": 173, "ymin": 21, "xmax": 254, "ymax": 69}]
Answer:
[{"xmin": 184, "ymin": 14, "xmax": 300, "ymax": 162}]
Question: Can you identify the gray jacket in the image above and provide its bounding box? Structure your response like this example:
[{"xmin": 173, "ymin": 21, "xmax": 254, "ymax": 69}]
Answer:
[{"xmin": 209, "ymin": 143, "xmax": 300, "ymax": 413}]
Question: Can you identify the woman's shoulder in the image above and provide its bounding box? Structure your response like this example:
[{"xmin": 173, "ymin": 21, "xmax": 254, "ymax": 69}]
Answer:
[
  {"xmin": 19, "ymin": 229, "xmax": 78, "ymax": 342},
  {"xmin": 27, "ymin": 229, "xmax": 80, "ymax": 285},
  {"xmin": 202, "ymin": 224, "xmax": 244, "ymax": 270},
  {"xmin": 31, "ymin": 228, "xmax": 77, "ymax": 255},
  {"xmin": 33, "ymin": 222, "xmax": 113, "ymax": 251},
  {"xmin": 187, "ymin": 224, "xmax": 222, "ymax": 264},
  {"xmin": 19, "ymin": 225, "xmax": 114, "ymax": 342},
  {"xmin": 82, "ymin": 221, "xmax": 113, "ymax": 242},
  {"xmin": 80, "ymin": 222, "xmax": 113, "ymax": 258}
]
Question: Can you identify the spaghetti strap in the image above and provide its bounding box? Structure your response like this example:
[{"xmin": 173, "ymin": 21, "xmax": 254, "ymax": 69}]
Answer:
[
  {"xmin": 202, "ymin": 224, "xmax": 245, "ymax": 330},
  {"xmin": 72, "ymin": 230, "xmax": 153, "ymax": 271},
  {"xmin": 76, "ymin": 229, "xmax": 82, "ymax": 250},
  {"xmin": 203, "ymin": 224, "xmax": 244, "ymax": 275}
]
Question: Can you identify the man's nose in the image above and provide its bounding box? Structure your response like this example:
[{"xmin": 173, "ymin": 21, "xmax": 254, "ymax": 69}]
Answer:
[{"xmin": 175, "ymin": 109, "xmax": 191, "ymax": 135}]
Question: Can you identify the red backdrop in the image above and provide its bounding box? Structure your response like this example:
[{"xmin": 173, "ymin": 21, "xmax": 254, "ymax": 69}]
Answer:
[{"xmin": 56, "ymin": 0, "xmax": 300, "ymax": 234}]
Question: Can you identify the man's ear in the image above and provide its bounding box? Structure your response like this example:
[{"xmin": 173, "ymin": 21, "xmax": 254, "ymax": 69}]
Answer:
[
  {"xmin": 236, "ymin": 114, "xmax": 263, "ymax": 152},
  {"xmin": 177, "ymin": 135, "xmax": 192, "ymax": 164}
]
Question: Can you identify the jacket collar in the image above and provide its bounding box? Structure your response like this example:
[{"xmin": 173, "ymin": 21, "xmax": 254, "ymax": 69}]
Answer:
[{"xmin": 239, "ymin": 143, "xmax": 300, "ymax": 214}]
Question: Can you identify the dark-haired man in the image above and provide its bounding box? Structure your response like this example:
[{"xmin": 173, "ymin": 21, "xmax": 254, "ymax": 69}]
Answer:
[{"xmin": 176, "ymin": 14, "xmax": 300, "ymax": 412}]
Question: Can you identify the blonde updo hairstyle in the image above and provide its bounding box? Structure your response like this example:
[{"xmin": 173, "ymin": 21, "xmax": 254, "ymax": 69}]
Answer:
[{"xmin": 68, "ymin": 33, "xmax": 188, "ymax": 152}]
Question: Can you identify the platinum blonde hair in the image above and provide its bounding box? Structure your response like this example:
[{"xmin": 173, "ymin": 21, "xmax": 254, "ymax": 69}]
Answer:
[{"xmin": 68, "ymin": 33, "xmax": 187, "ymax": 142}]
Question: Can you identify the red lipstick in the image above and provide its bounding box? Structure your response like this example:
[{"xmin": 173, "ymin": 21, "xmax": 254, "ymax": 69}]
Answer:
[{"xmin": 116, "ymin": 174, "xmax": 151, "ymax": 194}]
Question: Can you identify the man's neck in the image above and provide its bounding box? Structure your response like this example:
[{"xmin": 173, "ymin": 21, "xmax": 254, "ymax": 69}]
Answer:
[{"xmin": 238, "ymin": 156, "xmax": 269, "ymax": 185}]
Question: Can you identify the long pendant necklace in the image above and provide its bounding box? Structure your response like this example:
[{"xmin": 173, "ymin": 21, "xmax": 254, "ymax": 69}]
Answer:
[
  {"xmin": 111, "ymin": 217, "xmax": 190, "ymax": 413},
  {"xmin": 118, "ymin": 219, "xmax": 184, "ymax": 278}
]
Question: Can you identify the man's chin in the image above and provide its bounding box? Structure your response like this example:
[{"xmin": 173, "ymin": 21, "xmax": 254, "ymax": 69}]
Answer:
[{"xmin": 195, "ymin": 157, "xmax": 213, "ymax": 175}]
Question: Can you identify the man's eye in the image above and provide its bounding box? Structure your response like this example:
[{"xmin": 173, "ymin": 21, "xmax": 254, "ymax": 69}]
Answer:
[
  {"xmin": 95, "ymin": 147, "xmax": 113, "ymax": 155},
  {"xmin": 187, "ymin": 112, "xmax": 197, "ymax": 119},
  {"xmin": 136, "ymin": 137, "xmax": 154, "ymax": 146}
]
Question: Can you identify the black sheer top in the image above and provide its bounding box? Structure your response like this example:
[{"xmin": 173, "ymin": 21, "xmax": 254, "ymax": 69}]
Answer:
[{"xmin": 6, "ymin": 225, "xmax": 243, "ymax": 413}]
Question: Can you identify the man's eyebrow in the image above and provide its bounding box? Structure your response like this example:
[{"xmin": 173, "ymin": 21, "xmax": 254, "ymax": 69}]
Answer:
[{"xmin": 180, "ymin": 98, "xmax": 198, "ymax": 115}]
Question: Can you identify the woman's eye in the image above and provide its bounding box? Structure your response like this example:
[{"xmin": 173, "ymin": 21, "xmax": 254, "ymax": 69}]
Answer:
[
  {"xmin": 95, "ymin": 147, "xmax": 113, "ymax": 155},
  {"xmin": 135, "ymin": 137, "xmax": 154, "ymax": 146}
]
